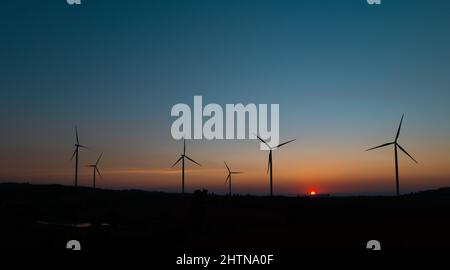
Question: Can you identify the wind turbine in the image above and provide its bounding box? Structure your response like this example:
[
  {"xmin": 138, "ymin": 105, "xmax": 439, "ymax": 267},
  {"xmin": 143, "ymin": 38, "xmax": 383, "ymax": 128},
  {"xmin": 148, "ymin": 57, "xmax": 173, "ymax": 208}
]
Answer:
[
  {"xmin": 256, "ymin": 136, "xmax": 296, "ymax": 197},
  {"xmin": 87, "ymin": 153, "xmax": 103, "ymax": 189},
  {"xmin": 70, "ymin": 126, "xmax": 89, "ymax": 187},
  {"xmin": 224, "ymin": 161, "xmax": 243, "ymax": 196},
  {"xmin": 171, "ymin": 139, "xmax": 201, "ymax": 194},
  {"xmin": 366, "ymin": 114, "xmax": 418, "ymax": 196}
]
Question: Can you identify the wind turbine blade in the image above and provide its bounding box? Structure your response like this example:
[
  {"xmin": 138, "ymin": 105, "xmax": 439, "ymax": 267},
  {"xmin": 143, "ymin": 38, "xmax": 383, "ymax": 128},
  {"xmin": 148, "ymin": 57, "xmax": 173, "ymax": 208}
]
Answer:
[
  {"xmin": 366, "ymin": 142, "xmax": 394, "ymax": 151},
  {"xmin": 231, "ymin": 172, "xmax": 244, "ymax": 174},
  {"xmin": 70, "ymin": 149, "xmax": 77, "ymax": 161},
  {"xmin": 225, "ymin": 174, "xmax": 230, "ymax": 184},
  {"xmin": 75, "ymin": 126, "xmax": 79, "ymax": 145},
  {"xmin": 397, "ymin": 144, "xmax": 418, "ymax": 164},
  {"xmin": 96, "ymin": 167, "xmax": 102, "ymax": 178},
  {"xmin": 183, "ymin": 139, "xmax": 186, "ymax": 155},
  {"xmin": 256, "ymin": 135, "xmax": 272, "ymax": 149},
  {"xmin": 96, "ymin": 152, "xmax": 103, "ymax": 166},
  {"xmin": 396, "ymin": 114, "xmax": 404, "ymax": 141},
  {"xmin": 185, "ymin": 155, "xmax": 201, "ymax": 166},
  {"xmin": 276, "ymin": 139, "xmax": 296, "ymax": 148},
  {"xmin": 171, "ymin": 156, "xmax": 183, "ymax": 168},
  {"xmin": 78, "ymin": 145, "xmax": 90, "ymax": 150},
  {"xmin": 224, "ymin": 161, "xmax": 230, "ymax": 173}
]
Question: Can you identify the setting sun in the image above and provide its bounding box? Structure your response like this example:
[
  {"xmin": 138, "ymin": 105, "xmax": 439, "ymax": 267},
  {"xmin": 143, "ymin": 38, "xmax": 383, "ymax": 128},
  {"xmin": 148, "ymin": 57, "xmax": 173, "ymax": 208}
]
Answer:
[{"xmin": 310, "ymin": 191, "xmax": 316, "ymax": 196}]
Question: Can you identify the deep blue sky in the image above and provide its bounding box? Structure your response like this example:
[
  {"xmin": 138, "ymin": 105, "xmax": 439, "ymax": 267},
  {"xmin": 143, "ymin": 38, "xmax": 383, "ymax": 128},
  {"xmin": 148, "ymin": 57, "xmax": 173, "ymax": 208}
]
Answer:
[{"xmin": 1, "ymin": 0, "xmax": 450, "ymax": 195}]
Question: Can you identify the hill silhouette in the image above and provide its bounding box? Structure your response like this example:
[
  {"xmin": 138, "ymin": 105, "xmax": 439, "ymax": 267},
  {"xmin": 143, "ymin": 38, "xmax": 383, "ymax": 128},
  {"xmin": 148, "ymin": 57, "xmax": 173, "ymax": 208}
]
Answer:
[{"xmin": 0, "ymin": 183, "xmax": 449, "ymax": 250}]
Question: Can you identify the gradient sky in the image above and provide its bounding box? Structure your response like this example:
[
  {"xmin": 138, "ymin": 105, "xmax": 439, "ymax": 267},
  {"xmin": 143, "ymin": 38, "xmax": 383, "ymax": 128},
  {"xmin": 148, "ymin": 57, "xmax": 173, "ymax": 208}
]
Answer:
[{"xmin": 1, "ymin": 0, "xmax": 450, "ymax": 195}]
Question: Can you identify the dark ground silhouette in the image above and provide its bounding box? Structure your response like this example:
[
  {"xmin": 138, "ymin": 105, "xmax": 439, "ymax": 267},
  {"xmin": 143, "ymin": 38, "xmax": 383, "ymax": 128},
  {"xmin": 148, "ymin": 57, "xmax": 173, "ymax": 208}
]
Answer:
[{"xmin": 0, "ymin": 183, "xmax": 449, "ymax": 250}]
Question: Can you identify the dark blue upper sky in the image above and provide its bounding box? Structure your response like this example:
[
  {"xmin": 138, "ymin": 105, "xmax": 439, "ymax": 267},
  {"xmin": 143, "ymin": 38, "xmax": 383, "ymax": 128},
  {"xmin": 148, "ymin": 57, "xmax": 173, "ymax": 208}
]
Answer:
[{"xmin": 1, "ymin": 0, "xmax": 450, "ymax": 194}]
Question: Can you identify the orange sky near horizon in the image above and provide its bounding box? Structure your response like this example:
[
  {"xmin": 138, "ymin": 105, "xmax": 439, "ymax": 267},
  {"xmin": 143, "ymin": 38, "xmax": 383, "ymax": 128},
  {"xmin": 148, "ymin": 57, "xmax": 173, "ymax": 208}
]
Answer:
[{"xmin": 2, "ymin": 137, "xmax": 450, "ymax": 196}]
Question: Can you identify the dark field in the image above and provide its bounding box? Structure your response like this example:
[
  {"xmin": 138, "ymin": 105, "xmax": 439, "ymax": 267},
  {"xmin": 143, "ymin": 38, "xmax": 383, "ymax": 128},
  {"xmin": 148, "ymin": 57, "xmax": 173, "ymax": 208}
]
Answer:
[{"xmin": 1, "ymin": 183, "xmax": 449, "ymax": 251}]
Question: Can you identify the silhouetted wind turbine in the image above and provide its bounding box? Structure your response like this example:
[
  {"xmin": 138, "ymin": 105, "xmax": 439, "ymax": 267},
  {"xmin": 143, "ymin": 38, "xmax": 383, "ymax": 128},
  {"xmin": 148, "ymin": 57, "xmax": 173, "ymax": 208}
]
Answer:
[
  {"xmin": 87, "ymin": 153, "xmax": 103, "ymax": 189},
  {"xmin": 224, "ymin": 161, "xmax": 243, "ymax": 196},
  {"xmin": 366, "ymin": 114, "xmax": 418, "ymax": 196},
  {"xmin": 256, "ymin": 136, "xmax": 296, "ymax": 197},
  {"xmin": 70, "ymin": 126, "xmax": 89, "ymax": 187},
  {"xmin": 171, "ymin": 139, "xmax": 201, "ymax": 194}
]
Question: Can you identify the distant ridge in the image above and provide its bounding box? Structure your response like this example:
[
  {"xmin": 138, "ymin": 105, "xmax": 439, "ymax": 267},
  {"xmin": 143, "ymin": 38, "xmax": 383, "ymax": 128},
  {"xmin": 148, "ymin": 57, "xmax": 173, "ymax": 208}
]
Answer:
[
  {"xmin": 0, "ymin": 182, "xmax": 449, "ymax": 198},
  {"xmin": 407, "ymin": 187, "xmax": 450, "ymax": 198},
  {"xmin": 0, "ymin": 182, "xmax": 174, "ymax": 196}
]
